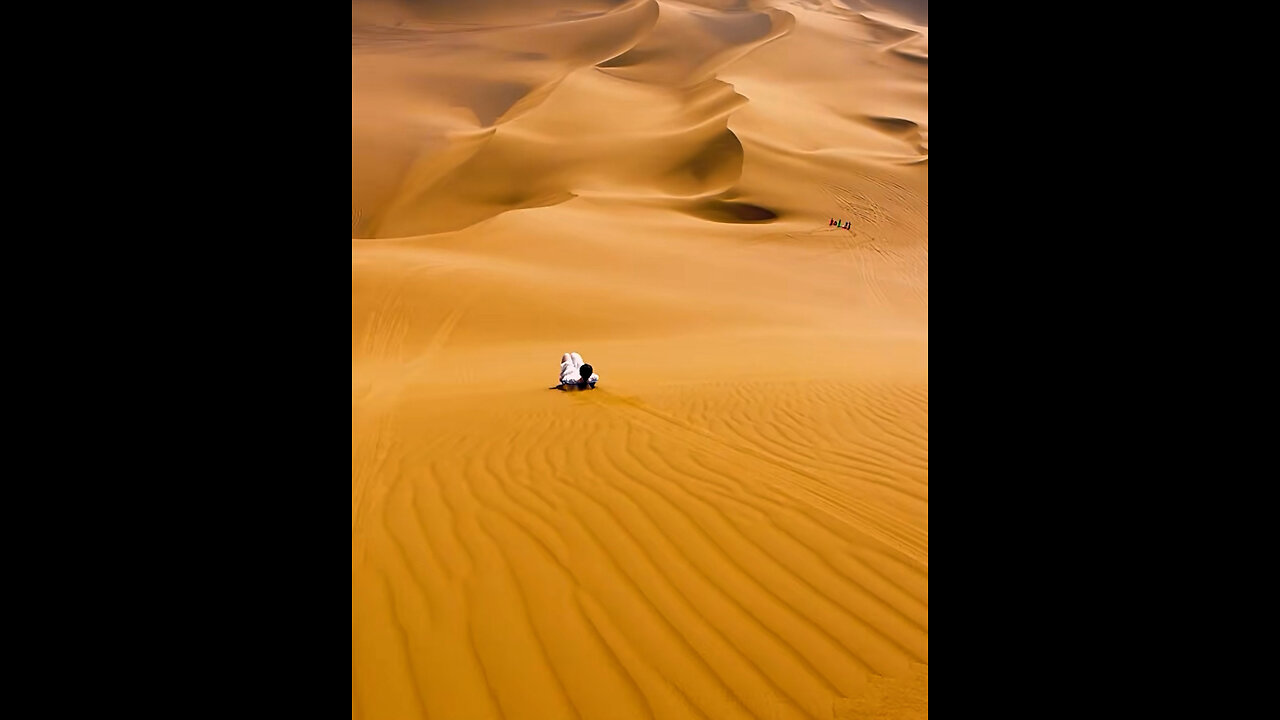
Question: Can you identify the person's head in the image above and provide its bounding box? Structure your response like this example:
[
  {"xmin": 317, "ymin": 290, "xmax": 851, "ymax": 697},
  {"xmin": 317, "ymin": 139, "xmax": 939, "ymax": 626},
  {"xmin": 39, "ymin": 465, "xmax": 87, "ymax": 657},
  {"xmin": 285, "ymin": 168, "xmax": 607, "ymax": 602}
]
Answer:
[{"xmin": 578, "ymin": 363, "xmax": 593, "ymax": 385}]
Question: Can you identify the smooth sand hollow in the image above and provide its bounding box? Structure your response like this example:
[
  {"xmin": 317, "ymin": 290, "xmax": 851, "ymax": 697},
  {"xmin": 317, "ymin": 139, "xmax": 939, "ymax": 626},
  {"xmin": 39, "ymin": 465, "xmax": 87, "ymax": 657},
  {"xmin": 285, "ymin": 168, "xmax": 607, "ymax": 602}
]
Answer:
[{"xmin": 353, "ymin": 1, "xmax": 927, "ymax": 718}]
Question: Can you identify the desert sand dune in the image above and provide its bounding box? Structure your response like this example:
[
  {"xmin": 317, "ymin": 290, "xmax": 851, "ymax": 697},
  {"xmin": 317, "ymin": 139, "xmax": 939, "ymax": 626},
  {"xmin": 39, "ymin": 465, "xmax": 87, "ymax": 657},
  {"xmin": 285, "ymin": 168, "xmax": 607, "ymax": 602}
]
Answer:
[{"xmin": 354, "ymin": 0, "xmax": 927, "ymax": 717}]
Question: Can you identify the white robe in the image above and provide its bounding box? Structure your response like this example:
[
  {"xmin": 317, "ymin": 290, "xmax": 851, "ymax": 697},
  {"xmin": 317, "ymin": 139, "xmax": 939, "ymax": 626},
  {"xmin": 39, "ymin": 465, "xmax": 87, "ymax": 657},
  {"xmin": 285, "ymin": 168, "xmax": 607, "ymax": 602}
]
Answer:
[{"xmin": 559, "ymin": 352, "xmax": 599, "ymax": 386}]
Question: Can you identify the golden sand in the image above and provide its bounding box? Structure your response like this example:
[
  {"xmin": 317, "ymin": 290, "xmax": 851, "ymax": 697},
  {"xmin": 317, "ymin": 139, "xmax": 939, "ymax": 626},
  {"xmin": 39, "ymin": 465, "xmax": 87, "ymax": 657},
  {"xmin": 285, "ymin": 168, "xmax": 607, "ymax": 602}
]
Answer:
[{"xmin": 353, "ymin": 1, "xmax": 927, "ymax": 717}]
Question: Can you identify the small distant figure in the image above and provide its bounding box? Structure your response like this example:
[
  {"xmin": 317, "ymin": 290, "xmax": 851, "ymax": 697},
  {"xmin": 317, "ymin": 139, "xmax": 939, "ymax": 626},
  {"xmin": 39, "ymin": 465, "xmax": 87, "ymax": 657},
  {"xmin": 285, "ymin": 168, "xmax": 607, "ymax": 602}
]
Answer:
[{"xmin": 551, "ymin": 352, "xmax": 599, "ymax": 390}]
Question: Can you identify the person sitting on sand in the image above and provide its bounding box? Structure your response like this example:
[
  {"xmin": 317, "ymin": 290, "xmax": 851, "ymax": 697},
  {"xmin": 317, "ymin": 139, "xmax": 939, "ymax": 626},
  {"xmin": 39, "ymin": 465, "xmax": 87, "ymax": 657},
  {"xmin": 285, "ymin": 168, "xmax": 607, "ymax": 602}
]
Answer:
[{"xmin": 551, "ymin": 352, "xmax": 599, "ymax": 390}]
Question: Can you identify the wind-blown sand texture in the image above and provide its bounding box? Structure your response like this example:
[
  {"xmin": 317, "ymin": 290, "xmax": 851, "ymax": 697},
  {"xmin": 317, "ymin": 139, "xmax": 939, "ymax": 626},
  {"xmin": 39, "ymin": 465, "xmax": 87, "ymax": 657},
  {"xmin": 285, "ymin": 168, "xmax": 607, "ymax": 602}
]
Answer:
[{"xmin": 352, "ymin": 1, "xmax": 927, "ymax": 718}]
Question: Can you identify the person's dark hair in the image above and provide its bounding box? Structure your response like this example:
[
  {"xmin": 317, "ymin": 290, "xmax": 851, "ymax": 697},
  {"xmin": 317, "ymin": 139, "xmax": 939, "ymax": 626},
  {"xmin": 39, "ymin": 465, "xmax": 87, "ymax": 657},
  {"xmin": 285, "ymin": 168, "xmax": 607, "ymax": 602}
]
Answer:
[{"xmin": 578, "ymin": 363, "xmax": 593, "ymax": 385}]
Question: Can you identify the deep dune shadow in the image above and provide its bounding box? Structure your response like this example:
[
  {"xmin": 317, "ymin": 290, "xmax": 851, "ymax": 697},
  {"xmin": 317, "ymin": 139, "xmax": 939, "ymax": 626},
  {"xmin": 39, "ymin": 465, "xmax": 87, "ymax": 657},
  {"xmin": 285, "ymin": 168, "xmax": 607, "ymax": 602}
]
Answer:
[
  {"xmin": 866, "ymin": 115, "xmax": 918, "ymax": 135},
  {"xmin": 892, "ymin": 45, "xmax": 928, "ymax": 64},
  {"xmin": 685, "ymin": 199, "xmax": 779, "ymax": 223}
]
